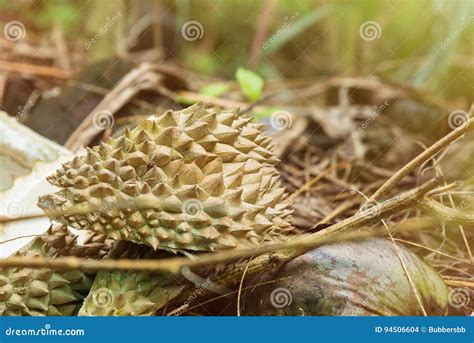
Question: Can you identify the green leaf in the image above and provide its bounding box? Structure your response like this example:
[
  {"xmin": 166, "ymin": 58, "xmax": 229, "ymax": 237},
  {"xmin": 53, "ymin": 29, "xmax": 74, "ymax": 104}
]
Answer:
[
  {"xmin": 199, "ymin": 83, "xmax": 230, "ymax": 97},
  {"xmin": 253, "ymin": 106, "xmax": 278, "ymax": 121},
  {"xmin": 262, "ymin": 6, "xmax": 332, "ymax": 56},
  {"xmin": 174, "ymin": 95, "xmax": 197, "ymax": 105},
  {"xmin": 235, "ymin": 67, "xmax": 264, "ymax": 102}
]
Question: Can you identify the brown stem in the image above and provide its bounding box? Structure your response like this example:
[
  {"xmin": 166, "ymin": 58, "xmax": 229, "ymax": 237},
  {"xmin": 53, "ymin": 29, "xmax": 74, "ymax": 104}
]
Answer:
[
  {"xmin": 0, "ymin": 60, "xmax": 72, "ymax": 79},
  {"xmin": 366, "ymin": 114, "xmax": 474, "ymax": 205},
  {"xmin": 420, "ymin": 198, "xmax": 474, "ymax": 224},
  {"xmin": 249, "ymin": 0, "xmax": 276, "ymax": 69},
  {"xmin": 0, "ymin": 177, "xmax": 441, "ymax": 273}
]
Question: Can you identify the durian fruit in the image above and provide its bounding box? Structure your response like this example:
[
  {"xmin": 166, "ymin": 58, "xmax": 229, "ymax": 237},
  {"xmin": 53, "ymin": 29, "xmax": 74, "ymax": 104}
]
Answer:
[
  {"xmin": 79, "ymin": 271, "xmax": 184, "ymax": 316},
  {"xmin": 0, "ymin": 225, "xmax": 99, "ymax": 316},
  {"xmin": 38, "ymin": 103, "xmax": 293, "ymax": 252},
  {"xmin": 41, "ymin": 224, "xmax": 114, "ymax": 259},
  {"xmin": 79, "ymin": 241, "xmax": 184, "ymax": 316}
]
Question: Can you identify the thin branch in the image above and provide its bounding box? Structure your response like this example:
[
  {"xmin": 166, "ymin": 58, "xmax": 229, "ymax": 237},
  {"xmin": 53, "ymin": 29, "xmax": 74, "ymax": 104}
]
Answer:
[
  {"xmin": 442, "ymin": 279, "xmax": 474, "ymax": 288},
  {"xmin": 366, "ymin": 114, "xmax": 474, "ymax": 205},
  {"xmin": 394, "ymin": 238, "xmax": 472, "ymax": 264},
  {"xmin": 382, "ymin": 219, "xmax": 427, "ymax": 316},
  {"xmin": 0, "ymin": 177, "xmax": 441, "ymax": 273},
  {"xmin": 249, "ymin": 0, "xmax": 276, "ymax": 69},
  {"xmin": 0, "ymin": 60, "xmax": 72, "ymax": 79},
  {"xmin": 420, "ymin": 198, "xmax": 474, "ymax": 224}
]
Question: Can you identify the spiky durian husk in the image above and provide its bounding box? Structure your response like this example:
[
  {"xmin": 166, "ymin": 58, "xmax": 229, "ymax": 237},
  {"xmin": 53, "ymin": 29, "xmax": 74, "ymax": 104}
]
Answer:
[
  {"xmin": 38, "ymin": 103, "xmax": 293, "ymax": 251},
  {"xmin": 0, "ymin": 225, "xmax": 96, "ymax": 316},
  {"xmin": 79, "ymin": 271, "xmax": 184, "ymax": 316},
  {"xmin": 79, "ymin": 241, "xmax": 183, "ymax": 316},
  {"xmin": 42, "ymin": 224, "xmax": 114, "ymax": 259}
]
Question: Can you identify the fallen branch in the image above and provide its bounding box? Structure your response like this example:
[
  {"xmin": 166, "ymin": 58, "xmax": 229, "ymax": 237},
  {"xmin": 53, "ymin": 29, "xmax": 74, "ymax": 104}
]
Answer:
[
  {"xmin": 0, "ymin": 60, "xmax": 72, "ymax": 79},
  {"xmin": 420, "ymin": 198, "xmax": 474, "ymax": 225},
  {"xmin": 365, "ymin": 113, "xmax": 473, "ymax": 205},
  {"xmin": 0, "ymin": 177, "xmax": 441, "ymax": 273}
]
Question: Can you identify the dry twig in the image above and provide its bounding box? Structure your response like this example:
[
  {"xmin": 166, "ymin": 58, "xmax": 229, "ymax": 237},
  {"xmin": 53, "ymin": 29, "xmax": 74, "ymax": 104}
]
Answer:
[
  {"xmin": 366, "ymin": 114, "xmax": 474, "ymax": 205},
  {"xmin": 0, "ymin": 177, "xmax": 441, "ymax": 273}
]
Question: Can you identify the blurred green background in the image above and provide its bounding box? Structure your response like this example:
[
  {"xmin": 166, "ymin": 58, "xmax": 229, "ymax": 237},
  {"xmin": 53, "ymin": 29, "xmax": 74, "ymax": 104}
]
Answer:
[{"xmin": 0, "ymin": 0, "xmax": 472, "ymax": 102}]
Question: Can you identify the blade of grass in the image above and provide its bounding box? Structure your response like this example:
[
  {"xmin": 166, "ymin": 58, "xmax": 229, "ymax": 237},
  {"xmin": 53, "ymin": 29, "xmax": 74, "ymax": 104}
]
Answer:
[{"xmin": 262, "ymin": 5, "xmax": 332, "ymax": 56}]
